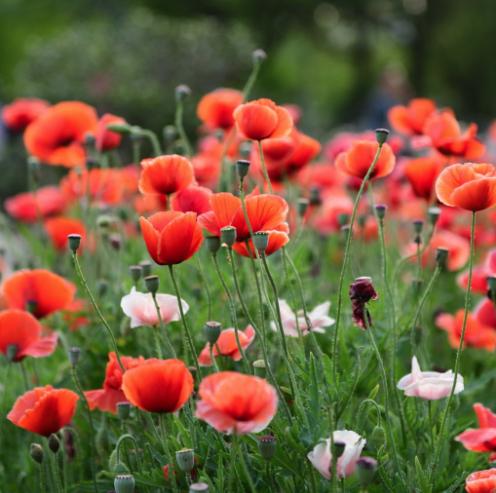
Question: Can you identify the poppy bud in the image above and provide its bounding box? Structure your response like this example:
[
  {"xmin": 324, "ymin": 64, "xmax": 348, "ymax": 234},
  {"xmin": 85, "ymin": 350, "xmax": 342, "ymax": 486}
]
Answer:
[
  {"xmin": 175, "ymin": 84, "xmax": 191, "ymax": 102},
  {"xmin": 258, "ymin": 434, "xmax": 276, "ymax": 460},
  {"xmin": 139, "ymin": 260, "xmax": 152, "ymax": 277},
  {"xmin": 435, "ymin": 247, "xmax": 449, "ymax": 270},
  {"xmin": 6, "ymin": 344, "xmax": 18, "ymax": 362},
  {"xmin": 129, "ymin": 265, "xmax": 142, "ymax": 283},
  {"xmin": 357, "ymin": 457, "xmax": 378, "ymax": 486},
  {"xmin": 204, "ymin": 321, "xmax": 222, "ymax": 344},
  {"xmin": 163, "ymin": 125, "xmax": 177, "ymax": 144},
  {"xmin": 67, "ymin": 234, "xmax": 81, "ymax": 253},
  {"xmin": 252, "ymin": 48, "xmax": 267, "ymax": 64},
  {"xmin": 117, "ymin": 402, "xmax": 131, "ymax": 421},
  {"xmin": 205, "ymin": 236, "xmax": 221, "ymax": 255},
  {"xmin": 190, "ymin": 483, "xmax": 209, "ymax": 493},
  {"xmin": 428, "ymin": 206, "xmax": 441, "ymax": 226},
  {"xmin": 239, "ymin": 141, "xmax": 252, "ymax": 159},
  {"xmin": 309, "ymin": 187, "xmax": 322, "ymax": 206},
  {"xmin": 48, "ymin": 433, "xmax": 60, "ymax": 453},
  {"xmin": 220, "ymin": 226, "xmax": 237, "ymax": 247},
  {"xmin": 253, "ymin": 359, "xmax": 266, "ymax": 377},
  {"xmin": 357, "ymin": 215, "xmax": 366, "ymax": 228},
  {"xmin": 253, "ymin": 232, "xmax": 269, "ymax": 254},
  {"xmin": 68, "ymin": 347, "xmax": 81, "ymax": 367},
  {"xmin": 375, "ymin": 204, "xmax": 387, "ymax": 220},
  {"xmin": 84, "ymin": 132, "xmax": 96, "ymax": 149},
  {"xmin": 413, "ymin": 219, "xmax": 424, "ymax": 236},
  {"xmin": 144, "ymin": 275, "xmax": 159, "ymax": 295},
  {"xmin": 30, "ymin": 443, "xmax": 44, "ymax": 464},
  {"xmin": 97, "ymin": 279, "xmax": 108, "ymax": 298},
  {"xmin": 297, "ymin": 198, "xmax": 309, "ymax": 217},
  {"xmin": 114, "ymin": 474, "xmax": 136, "ymax": 493},
  {"xmin": 375, "ymin": 128, "xmax": 389, "ymax": 145},
  {"xmin": 338, "ymin": 213, "xmax": 349, "ymax": 227},
  {"xmin": 106, "ymin": 122, "xmax": 132, "ymax": 134},
  {"xmin": 236, "ymin": 159, "xmax": 250, "ymax": 183},
  {"xmin": 176, "ymin": 448, "xmax": 195, "ymax": 472}
]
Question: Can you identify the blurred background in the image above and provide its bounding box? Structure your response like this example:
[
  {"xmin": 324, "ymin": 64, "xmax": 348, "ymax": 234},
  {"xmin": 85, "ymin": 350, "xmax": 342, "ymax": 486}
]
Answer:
[{"xmin": 1, "ymin": 0, "xmax": 495, "ymax": 199}]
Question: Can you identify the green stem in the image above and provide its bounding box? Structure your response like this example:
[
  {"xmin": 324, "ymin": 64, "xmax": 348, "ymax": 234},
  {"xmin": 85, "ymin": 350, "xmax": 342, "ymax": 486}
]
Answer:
[
  {"xmin": 257, "ymin": 140, "xmax": 273, "ymax": 193},
  {"xmin": 234, "ymin": 435, "xmax": 257, "ymax": 493},
  {"xmin": 151, "ymin": 292, "xmax": 176, "ymax": 358},
  {"xmin": 195, "ymin": 254, "xmax": 213, "ymax": 321},
  {"xmin": 175, "ymin": 100, "xmax": 193, "ymax": 157},
  {"xmin": 242, "ymin": 60, "xmax": 262, "ymax": 101},
  {"xmin": 140, "ymin": 129, "xmax": 162, "ymax": 157}
]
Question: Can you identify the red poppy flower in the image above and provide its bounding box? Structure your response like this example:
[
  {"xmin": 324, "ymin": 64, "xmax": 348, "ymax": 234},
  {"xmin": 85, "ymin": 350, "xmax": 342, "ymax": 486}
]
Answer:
[
  {"xmin": 95, "ymin": 113, "xmax": 126, "ymax": 151},
  {"xmin": 296, "ymin": 164, "xmax": 347, "ymax": 190},
  {"xmin": 197, "ymin": 88, "xmax": 243, "ymax": 130},
  {"xmin": 424, "ymin": 110, "xmax": 485, "ymax": 159},
  {"xmin": 140, "ymin": 211, "xmax": 203, "ymax": 265},
  {"xmin": 334, "ymin": 141, "xmax": 395, "ymax": 180},
  {"xmin": 198, "ymin": 192, "xmax": 289, "ymax": 242},
  {"xmin": 2, "ymin": 98, "xmax": 50, "ymax": 132},
  {"xmin": 388, "ymin": 98, "xmax": 436, "ymax": 136},
  {"xmin": 195, "ymin": 371, "xmax": 278, "ymax": 434},
  {"xmin": 5, "ymin": 186, "xmax": 66, "ymax": 223},
  {"xmin": 198, "ymin": 325, "xmax": 255, "ymax": 366},
  {"xmin": 60, "ymin": 168, "xmax": 124, "ymax": 206},
  {"xmin": 456, "ymin": 404, "xmax": 496, "ymax": 455},
  {"xmin": 436, "ymin": 163, "xmax": 496, "ymax": 212},
  {"xmin": 465, "ymin": 469, "xmax": 496, "ymax": 493},
  {"xmin": 171, "ymin": 186, "xmax": 212, "ymax": 215},
  {"xmin": 233, "ymin": 98, "xmax": 293, "ymax": 141},
  {"xmin": 139, "ymin": 155, "xmax": 195, "ymax": 196},
  {"xmin": 122, "ymin": 358, "xmax": 193, "ymax": 413},
  {"xmin": 2, "ymin": 269, "xmax": 76, "ymax": 318},
  {"xmin": 312, "ymin": 192, "xmax": 353, "ymax": 234},
  {"xmin": 232, "ymin": 231, "xmax": 289, "ymax": 258},
  {"xmin": 24, "ymin": 101, "xmax": 98, "ymax": 167},
  {"xmin": 7, "ymin": 385, "xmax": 79, "ymax": 436},
  {"xmin": 0, "ymin": 309, "xmax": 57, "ymax": 361},
  {"xmin": 44, "ymin": 217, "xmax": 87, "ymax": 252},
  {"xmin": 404, "ymin": 156, "xmax": 444, "ymax": 201},
  {"xmin": 191, "ymin": 137, "xmax": 223, "ymax": 188},
  {"xmin": 85, "ymin": 352, "xmax": 145, "ymax": 414}
]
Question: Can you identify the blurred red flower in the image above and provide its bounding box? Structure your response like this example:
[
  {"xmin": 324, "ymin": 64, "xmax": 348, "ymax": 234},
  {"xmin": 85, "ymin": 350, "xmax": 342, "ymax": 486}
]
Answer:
[
  {"xmin": 403, "ymin": 156, "xmax": 444, "ymax": 201},
  {"xmin": 465, "ymin": 469, "xmax": 496, "ymax": 493},
  {"xmin": 171, "ymin": 186, "xmax": 212, "ymax": 215},
  {"xmin": 197, "ymin": 88, "xmax": 243, "ymax": 130},
  {"xmin": 95, "ymin": 113, "xmax": 126, "ymax": 151},
  {"xmin": 44, "ymin": 217, "xmax": 87, "ymax": 252},
  {"xmin": 5, "ymin": 186, "xmax": 66, "ymax": 223},
  {"xmin": 388, "ymin": 98, "xmax": 436, "ymax": 136},
  {"xmin": 2, "ymin": 98, "xmax": 50, "ymax": 132}
]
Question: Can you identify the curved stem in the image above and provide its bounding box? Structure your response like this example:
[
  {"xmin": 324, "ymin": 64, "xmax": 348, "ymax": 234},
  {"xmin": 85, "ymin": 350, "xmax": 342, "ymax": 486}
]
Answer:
[
  {"xmin": 175, "ymin": 100, "xmax": 193, "ymax": 157},
  {"xmin": 140, "ymin": 129, "xmax": 162, "ymax": 157},
  {"xmin": 257, "ymin": 140, "xmax": 273, "ymax": 193}
]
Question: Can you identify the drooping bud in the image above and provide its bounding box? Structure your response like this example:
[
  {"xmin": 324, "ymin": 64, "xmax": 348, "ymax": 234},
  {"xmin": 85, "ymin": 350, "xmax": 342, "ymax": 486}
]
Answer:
[
  {"xmin": 106, "ymin": 122, "xmax": 132, "ymax": 134},
  {"xmin": 48, "ymin": 433, "xmax": 60, "ymax": 453},
  {"xmin": 175, "ymin": 84, "xmax": 191, "ymax": 102},
  {"xmin": 236, "ymin": 160, "xmax": 250, "ymax": 183},
  {"xmin": 258, "ymin": 434, "xmax": 276, "ymax": 460},
  {"xmin": 205, "ymin": 236, "xmax": 221, "ymax": 255},
  {"xmin": 117, "ymin": 402, "xmax": 131, "ymax": 421},
  {"xmin": 68, "ymin": 347, "xmax": 81, "ymax": 367},
  {"xmin": 176, "ymin": 448, "xmax": 195, "ymax": 472},
  {"xmin": 435, "ymin": 247, "xmax": 449, "ymax": 270},
  {"xmin": 349, "ymin": 276, "xmax": 378, "ymax": 329},
  {"xmin": 220, "ymin": 226, "xmax": 237, "ymax": 247},
  {"xmin": 375, "ymin": 128, "xmax": 389, "ymax": 145},
  {"xmin": 144, "ymin": 275, "xmax": 159, "ymax": 295},
  {"xmin": 139, "ymin": 260, "xmax": 152, "ymax": 277},
  {"xmin": 253, "ymin": 232, "xmax": 269, "ymax": 254},
  {"xmin": 204, "ymin": 321, "xmax": 222, "ymax": 345},
  {"xmin": 129, "ymin": 265, "xmax": 142, "ymax": 283},
  {"xmin": 30, "ymin": 443, "xmax": 44, "ymax": 464},
  {"xmin": 114, "ymin": 474, "xmax": 136, "ymax": 493},
  {"xmin": 67, "ymin": 234, "xmax": 81, "ymax": 253}
]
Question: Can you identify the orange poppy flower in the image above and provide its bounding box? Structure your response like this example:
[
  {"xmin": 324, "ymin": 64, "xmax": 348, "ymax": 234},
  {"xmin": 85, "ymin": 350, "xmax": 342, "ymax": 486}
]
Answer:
[
  {"xmin": 465, "ymin": 469, "xmax": 496, "ymax": 493},
  {"xmin": 2, "ymin": 269, "xmax": 76, "ymax": 318},
  {"xmin": 44, "ymin": 217, "xmax": 87, "ymax": 252},
  {"xmin": 435, "ymin": 163, "xmax": 496, "ymax": 212},
  {"xmin": 5, "ymin": 186, "xmax": 66, "ymax": 223},
  {"xmin": 24, "ymin": 101, "xmax": 98, "ymax": 167},
  {"xmin": 424, "ymin": 110, "xmax": 485, "ymax": 159},
  {"xmin": 404, "ymin": 156, "xmax": 444, "ymax": 201},
  {"xmin": 232, "ymin": 231, "xmax": 289, "ymax": 258},
  {"xmin": 198, "ymin": 325, "xmax": 255, "ymax": 366},
  {"xmin": 334, "ymin": 141, "xmax": 395, "ymax": 180},
  {"xmin": 7, "ymin": 385, "xmax": 78, "ymax": 436},
  {"xmin": 0, "ymin": 309, "xmax": 58, "ymax": 361},
  {"xmin": 197, "ymin": 88, "xmax": 243, "ymax": 130},
  {"xmin": 139, "ymin": 155, "xmax": 195, "ymax": 196},
  {"xmin": 85, "ymin": 352, "xmax": 145, "ymax": 414},
  {"xmin": 233, "ymin": 98, "xmax": 293, "ymax": 141},
  {"xmin": 195, "ymin": 371, "xmax": 278, "ymax": 434},
  {"xmin": 95, "ymin": 113, "xmax": 126, "ymax": 151},
  {"xmin": 2, "ymin": 98, "xmax": 50, "ymax": 132},
  {"xmin": 171, "ymin": 186, "xmax": 212, "ymax": 215},
  {"xmin": 140, "ymin": 211, "xmax": 203, "ymax": 265},
  {"xmin": 198, "ymin": 192, "xmax": 289, "ymax": 242},
  {"xmin": 388, "ymin": 98, "xmax": 436, "ymax": 136},
  {"xmin": 122, "ymin": 358, "xmax": 193, "ymax": 413}
]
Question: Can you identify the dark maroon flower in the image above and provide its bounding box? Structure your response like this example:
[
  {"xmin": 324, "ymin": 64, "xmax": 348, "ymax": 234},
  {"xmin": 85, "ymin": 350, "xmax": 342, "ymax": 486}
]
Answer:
[{"xmin": 349, "ymin": 276, "xmax": 378, "ymax": 329}]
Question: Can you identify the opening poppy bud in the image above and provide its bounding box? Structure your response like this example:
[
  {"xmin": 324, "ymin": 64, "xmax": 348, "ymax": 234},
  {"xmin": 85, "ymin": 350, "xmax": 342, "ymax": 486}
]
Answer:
[
  {"xmin": 297, "ymin": 198, "xmax": 309, "ymax": 217},
  {"xmin": 253, "ymin": 232, "xmax": 269, "ymax": 253},
  {"xmin": 163, "ymin": 125, "xmax": 177, "ymax": 144},
  {"xmin": 175, "ymin": 84, "xmax": 191, "ymax": 102},
  {"xmin": 357, "ymin": 457, "xmax": 378, "ymax": 486},
  {"xmin": 205, "ymin": 236, "xmax": 221, "ymax": 255},
  {"xmin": 435, "ymin": 247, "xmax": 449, "ymax": 270},
  {"xmin": 30, "ymin": 443, "xmax": 44, "ymax": 464},
  {"xmin": 428, "ymin": 206, "xmax": 441, "ymax": 226},
  {"xmin": 239, "ymin": 141, "xmax": 252, "ymax": 159},
  {"xmin": 114, "ymin": 474, "xmax": 136, "ymax": 493},
  {"xmin": 220, "ymin": 226, "xmax": 237, "ymax": 247},
  {"xmin": 204, "ymin": 321, "xmax": 222, "ymax": 344},
  {"xmin": 144, "ymin": 275, "xmax": 159, "ymax": 295},
  {"xmin": 106, "ymin": 122, "xmax": 132, "ymax": 134},
  {"xmin": 67, "ymin": 234, "xmax": 81, "ymax": 253},
  {"xmin": 338, "ymin": 213, "xmax": 350, "ymax": 227},
  {"xmin": 48, "ymin": 433, "xmax": 60, "ymax": 453},
  {"xmin": 68, "ymin": 347, "xmax": 81, "ymax": 367},
  {"xmin": 176, "ymin": 448, "xmax": 195, "ymax": 472},
  {"xmin": 139, "ymin": 260, "xmax": 152, "ymax": 277},
  {"xmin": 236, "ymin": 159, "xmax": 250, "ymax": 183},
  {"xmin": 253, "ymin": 359, "xmax": 266, "ymax": 377},
  {"xmin": 332, "ymin": 441, "xmax": 346, "ymax": 457},
  {"xmin": 117, "ymin": 402, "xmax": 131, "ymax": 421},
  {"xmin": 189, "ymin": 483, "xmax": 209, "ymax": 493},
  {"xmin": 97, "ymin": 279, "xmax": 108, "ymax": 298},
  {"xmin": 375, "ymin": 128, "xmax": 389, "ymax": 145},
  {"xmin": 129, "ymin": 265, "xmax": 142, "ymax": 283},
  {"xmin": 252, "ymin": 48, "xmax": 267, "ymax": 64},
  {"xmin": 309, "ymin": 187, "xmax": 322, "ymax": 206},
  {"xmin": 6, "ymin": 344, "xmax": 18, "ymax": 362},
  {"xmin": 375, "ymin": 204, "xmax": 387, "ymax": 220},
  {"xmin": 258, "ymin": 434, "xmax": 276, "ymax": 460}
]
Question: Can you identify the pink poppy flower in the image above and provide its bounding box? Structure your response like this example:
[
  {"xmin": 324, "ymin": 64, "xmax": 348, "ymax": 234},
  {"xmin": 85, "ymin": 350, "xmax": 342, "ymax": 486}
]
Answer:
[{"xmin": 456, "ymin": 404, "xmax": 496, "ymax": 457}]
